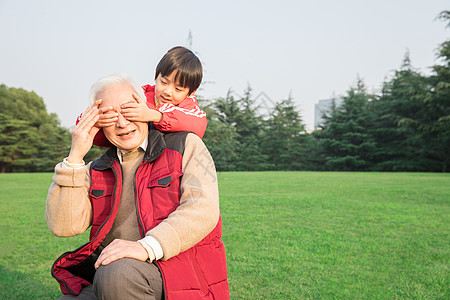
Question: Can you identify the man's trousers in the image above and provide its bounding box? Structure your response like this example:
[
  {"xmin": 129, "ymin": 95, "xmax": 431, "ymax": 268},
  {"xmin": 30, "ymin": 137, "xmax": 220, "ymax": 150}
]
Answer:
[{"xmin": 57, "ymin": 258, "xmax": 163, "ymax": 300}]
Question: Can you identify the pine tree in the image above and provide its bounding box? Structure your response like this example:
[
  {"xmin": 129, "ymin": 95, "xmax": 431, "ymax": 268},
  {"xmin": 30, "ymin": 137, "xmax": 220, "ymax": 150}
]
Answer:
[
  {"xmin": 262, "ymin": 97, "xmax": 307, "ymax": 170},
  {"xmin": 201, "ymin": 98, "xmax": 239, "ymax": 171},
  {"xmin": 371, "ymin": 53, "xmax": 433, "ymax": 171},
  {"xmin": 210, "ymin": 88, "xmax": 269, "ymax": 171},
  {"xmin": 398, "ymin": 11, "xmax": 450, "ymax": 171},
  {"xmin": 234, "ymin": 88, "xmax": 270, "ymax": 170},
  {"xmin": 316, "ymin": 78, "xmax": 376, "ymax": 171},
  {"xmin": 425, "ymin": 39, "xmax": 450, "ymax": 171}
]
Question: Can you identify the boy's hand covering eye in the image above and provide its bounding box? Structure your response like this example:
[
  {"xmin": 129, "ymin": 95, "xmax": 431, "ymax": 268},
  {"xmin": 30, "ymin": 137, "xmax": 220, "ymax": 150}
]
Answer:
[
  {"xmin": 120, "ymin": 93, "xmax": 162, "ymax": 123},
  {"xmin": 96, "ymin": 106, "xmax": 118, "ymax": 127}
]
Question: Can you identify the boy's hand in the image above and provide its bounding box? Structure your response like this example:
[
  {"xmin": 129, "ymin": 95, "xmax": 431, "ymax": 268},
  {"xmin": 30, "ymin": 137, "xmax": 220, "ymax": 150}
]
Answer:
[{"xmin": 121, "ymin": 93, "xmax": 163, "ymax": 123}]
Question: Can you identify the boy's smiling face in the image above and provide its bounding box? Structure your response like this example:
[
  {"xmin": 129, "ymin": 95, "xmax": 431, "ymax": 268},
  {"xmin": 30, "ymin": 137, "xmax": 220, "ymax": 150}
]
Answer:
[{"xmin": 155, "ymin": 70, "xmax": 193, "ymax": 106}]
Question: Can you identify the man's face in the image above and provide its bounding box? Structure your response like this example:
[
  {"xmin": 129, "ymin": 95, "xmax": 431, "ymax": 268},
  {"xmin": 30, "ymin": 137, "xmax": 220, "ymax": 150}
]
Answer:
[
  {"xmin": 98, "ymin": 83, "xmax": 148, "ymax": 151},
  {"xmin": 154, "ymin": 70, "xmax": 192, "ymax": 106}
]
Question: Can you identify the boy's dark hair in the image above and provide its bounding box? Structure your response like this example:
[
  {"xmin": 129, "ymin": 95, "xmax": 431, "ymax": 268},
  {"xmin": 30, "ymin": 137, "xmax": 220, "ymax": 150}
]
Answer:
[{"xmin": 155, "ymin": 46, "xmax": 203, "ymax": 95}]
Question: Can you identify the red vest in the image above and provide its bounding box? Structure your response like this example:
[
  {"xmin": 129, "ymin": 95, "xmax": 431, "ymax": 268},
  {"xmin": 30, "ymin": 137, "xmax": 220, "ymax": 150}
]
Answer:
[{"xmin": 51, "ymin": 129, "xmax": 229, "ymax": 299}]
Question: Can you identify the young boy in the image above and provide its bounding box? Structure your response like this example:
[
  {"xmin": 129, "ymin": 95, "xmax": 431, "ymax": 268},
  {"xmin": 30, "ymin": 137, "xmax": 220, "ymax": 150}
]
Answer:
[{"xmin": 81, "ymin": 46, "xmax": 207, "ymax": 147}]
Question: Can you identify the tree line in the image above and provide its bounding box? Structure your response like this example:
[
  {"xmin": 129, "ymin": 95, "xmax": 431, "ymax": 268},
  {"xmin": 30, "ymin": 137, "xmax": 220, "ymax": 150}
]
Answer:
[
  {"xmin": 1, "ymin": 12, "xmax": 448, "ymax": 173},
  {"xmin": 202, "ymin": 11, "xmax": 449, "ymax": 172},
  {"xmin": 0, "ymin": 85, "xmax": 104, "ymax": 173}
]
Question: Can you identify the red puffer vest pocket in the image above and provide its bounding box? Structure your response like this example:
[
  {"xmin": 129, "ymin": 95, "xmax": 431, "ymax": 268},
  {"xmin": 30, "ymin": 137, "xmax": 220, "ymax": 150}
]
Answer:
[
  {"xmin": 147, "ymin": 169, "xmax": 183, "ymax": 221},
  {"xmin": 89, "ymin": 174, "xmax": 115, "ymax": 240}
]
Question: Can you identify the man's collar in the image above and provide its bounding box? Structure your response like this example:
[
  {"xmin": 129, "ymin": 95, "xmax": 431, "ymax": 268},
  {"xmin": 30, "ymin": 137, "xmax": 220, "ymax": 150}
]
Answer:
[{"xmin": 116, "ymin": 136, "xmax": 148, "ymax": 164}]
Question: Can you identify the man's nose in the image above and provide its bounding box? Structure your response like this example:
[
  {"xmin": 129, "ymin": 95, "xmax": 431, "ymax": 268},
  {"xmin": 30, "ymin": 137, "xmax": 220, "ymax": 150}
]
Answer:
[{"xmin": 116, "ymin": 112, "xmax": 129, "ymax": 127}]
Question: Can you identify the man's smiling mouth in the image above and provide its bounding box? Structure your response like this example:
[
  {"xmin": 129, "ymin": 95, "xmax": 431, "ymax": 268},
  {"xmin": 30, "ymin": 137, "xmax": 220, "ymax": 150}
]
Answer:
[{"xmin": 118, "ymin": 129, "xmax": 136, "ymax": 137}]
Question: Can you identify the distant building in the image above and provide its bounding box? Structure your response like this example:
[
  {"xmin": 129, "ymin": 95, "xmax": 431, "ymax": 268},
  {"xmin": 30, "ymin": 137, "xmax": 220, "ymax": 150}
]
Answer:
[{"xmin": 314, "ymin": 98, "xmax": 343, "ymax": 129}]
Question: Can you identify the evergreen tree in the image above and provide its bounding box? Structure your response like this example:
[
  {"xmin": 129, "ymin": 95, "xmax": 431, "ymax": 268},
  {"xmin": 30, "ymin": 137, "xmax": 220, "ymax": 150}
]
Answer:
[
  {"xmin": 262, "ymin": 97, "xmax": 307, "ymax": 170},
  {"xmin": 301, "ymin": 133, "xmax": 328, "ymax": 171},
  {"xmin": 0, "ymin": 84, "xmax": 71, "ymax": 172},
  {"xmin": 211, "ymin": 88, "xmax": 269, "ymax": 171},
  {"xmin": 235, "ymin": 88, "xmax": 270, "ymax": 170},
  {"xmin": 316, "ymin": 78, "xmax": 376, "ymax": 171},
  {"xmin": 0, "ymin": 114, "xmax": 39, "ymax": 172},
  {"xmin": 371, "ymin": 53, "xmax": 433, "ymax": 171},
  {"xmin": 34, "ymin": 115, "xmax": 71, "ymax": 171},
  {"xmin": 425, "ymin": 39, "xmax": 450, "ymax": 172},
  {"xmin": 398, "ymin": 11, "xmax": 450, "ymax": 172},
  {"xmin": 201, "ymin": 98, "xmax": 239, "ymax": 171},
  {"xmin": 421, "ymin": 11, "xmax": 450, "ymax": 171}
]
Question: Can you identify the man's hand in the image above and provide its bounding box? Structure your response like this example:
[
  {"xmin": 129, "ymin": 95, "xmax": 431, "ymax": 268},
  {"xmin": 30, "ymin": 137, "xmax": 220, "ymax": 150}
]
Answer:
[
  {"xmin": 95, "ymin": 239, "xmax": 149, "ymax": 269},
  {"xmin": 121, "ymin": 93, "xmax": 163, "ymax": 123},
  {"xmin": 67, "ymin": 100, "xmax": 102, "ymax": 164}
]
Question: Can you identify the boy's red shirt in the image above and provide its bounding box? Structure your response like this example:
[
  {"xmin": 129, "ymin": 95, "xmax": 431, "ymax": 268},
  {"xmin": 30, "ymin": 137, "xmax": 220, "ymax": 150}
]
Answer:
[{"xmin": 77, "ymin": 84, "xmax": 207, "ymax": 147}]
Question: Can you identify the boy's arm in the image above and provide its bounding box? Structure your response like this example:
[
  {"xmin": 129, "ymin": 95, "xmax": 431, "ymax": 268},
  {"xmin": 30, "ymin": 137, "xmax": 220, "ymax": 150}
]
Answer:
[{"xmin": 154, "ymin": 97, "xmax": 208, "ymax": 138}]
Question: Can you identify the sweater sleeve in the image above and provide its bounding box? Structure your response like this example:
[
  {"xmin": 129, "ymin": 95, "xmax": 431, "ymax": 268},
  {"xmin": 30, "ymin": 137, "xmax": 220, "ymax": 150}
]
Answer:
[
  {"xmin": 153, "ymin": 96, "xmax": 208, "ymax": 139},
  {"xmin": 147, "ymin": 133, "xmax": 219, "ymax": 260},
  {"xmin": 46, "ymin": 162, "xmax": 93, "ymax": 237}
]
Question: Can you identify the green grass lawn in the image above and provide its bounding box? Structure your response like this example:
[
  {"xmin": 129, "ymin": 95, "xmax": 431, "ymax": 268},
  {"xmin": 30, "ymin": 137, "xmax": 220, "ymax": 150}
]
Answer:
[{"xmin": 0, "ymin": 172, "xmax": 449, "ymax": 299}]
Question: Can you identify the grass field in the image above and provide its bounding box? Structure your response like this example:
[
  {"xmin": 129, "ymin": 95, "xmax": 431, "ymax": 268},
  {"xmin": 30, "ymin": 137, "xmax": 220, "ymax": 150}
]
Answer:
[{"xmin": 0, "ymin": 172, "xmax": 449, "ymax": 299}]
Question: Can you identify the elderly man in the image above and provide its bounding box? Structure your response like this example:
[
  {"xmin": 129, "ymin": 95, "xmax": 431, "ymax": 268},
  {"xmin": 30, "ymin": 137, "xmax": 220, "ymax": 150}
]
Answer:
[{"xmin": 46, "ymin": 74, "xmax": 229, "ymax": 300}]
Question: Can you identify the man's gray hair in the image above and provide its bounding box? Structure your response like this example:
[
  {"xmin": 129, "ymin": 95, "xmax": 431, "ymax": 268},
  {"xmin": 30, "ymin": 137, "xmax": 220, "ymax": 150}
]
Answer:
[{"xmin": 89, "ymin": 73, "xmax": 146, "ymax": 105}]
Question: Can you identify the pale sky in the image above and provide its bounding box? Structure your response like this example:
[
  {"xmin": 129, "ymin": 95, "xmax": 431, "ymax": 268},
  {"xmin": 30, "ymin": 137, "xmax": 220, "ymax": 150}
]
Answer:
[{"xmin": 0, "ymin": 0, "xmax": 448, "ymax": 130}]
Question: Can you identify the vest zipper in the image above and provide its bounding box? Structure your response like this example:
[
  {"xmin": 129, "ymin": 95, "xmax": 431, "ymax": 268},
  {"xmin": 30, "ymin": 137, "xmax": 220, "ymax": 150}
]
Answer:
[
  {"xmin": 154, "ymin": 261, "xmax": 167, "ymax": 300},
  {"xmin": 134, "ymin": 161, "xmax": 167, "ymax": 299},
  {"xmin": 133, "ymin": 158, "xmax": 153, "ymax": 236},
  {"xmin": 134, "ymin": 163, "xmax": 146, "ymax": 237}
]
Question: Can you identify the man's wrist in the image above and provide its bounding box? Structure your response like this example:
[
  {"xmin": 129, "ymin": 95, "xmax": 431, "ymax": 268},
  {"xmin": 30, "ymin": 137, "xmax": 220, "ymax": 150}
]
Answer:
[
  {"xmin": 137, "ymin": 240, "xmax": 156, "ymax": 262},
  {"xmin": 66, "ymin": 151, "xmax": 85, "ymax": 164},
  {"xmin": 139, "ymin": 236, "xmax": 164, "ymax": 261},
  {"xmin": 63, "ymin": 157, "xmax": 85, "ymax": 169}
]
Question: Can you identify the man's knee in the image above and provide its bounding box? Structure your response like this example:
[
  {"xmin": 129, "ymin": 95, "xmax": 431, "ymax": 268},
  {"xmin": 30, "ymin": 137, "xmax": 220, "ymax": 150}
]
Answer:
[
  {"xmin": 93, "ymin": 258, "xmax": 162, "ymax": 299},
  {"xmin": 94, "ymin": 258, "xmax": 127, "ymax": 287},
  {"xmin": 94, "ymin": 258, "xmax": 141, "ymax": 292}
]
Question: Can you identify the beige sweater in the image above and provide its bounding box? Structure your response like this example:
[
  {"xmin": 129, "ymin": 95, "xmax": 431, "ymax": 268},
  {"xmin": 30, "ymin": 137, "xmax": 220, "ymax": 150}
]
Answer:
[
  {"xmin": 102, "ymin": 148, "xmax": 144, "ymax": 245},
  {"xmin": 46, "ymin": 133, "xmax": 220, "ymax": 260}
]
